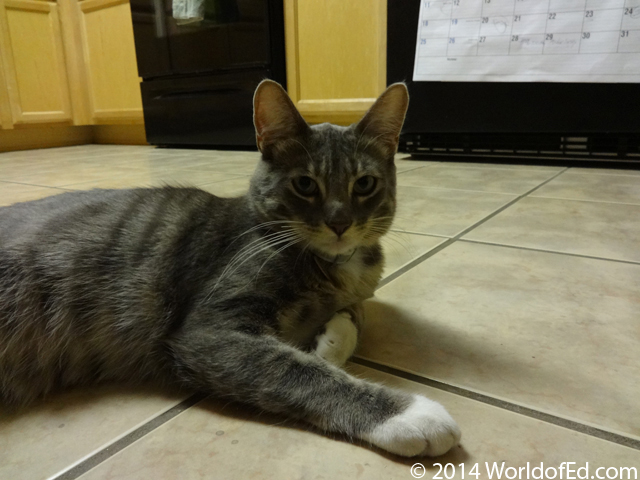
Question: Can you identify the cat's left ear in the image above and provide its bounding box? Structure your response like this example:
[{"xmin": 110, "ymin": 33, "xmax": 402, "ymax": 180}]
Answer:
[{"xmin": 354, "ymin": 83, "xmax": 409, "ymax": 158}]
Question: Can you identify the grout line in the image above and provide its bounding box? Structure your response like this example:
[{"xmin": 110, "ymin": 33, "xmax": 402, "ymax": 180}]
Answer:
[
  {"xmin": 398, "ymin": 184, "xmax": 517, "ymax": 197},
  {"xmin": 0, "ymin": 180, "xmax": 70, "ymax": 190},
  {"xmin": 351, "ymin": 357, "xmax": 640, "ymax": 451},
  {"xmin": 459, "ymin": 238, "xmax": 640, "ymax": 266},
  {"xmin": 389, "ymin": 229, "xmax": 450, "ymax": 239},
  {"xmin": 377, "ymin": 168, "xmax": 569, "ymax": 289},
  {"xmin": 395, "ymin": 163, "xmax": 439, "ymax": 175},
  {"xmin": 378, "ymin": 237, "xmax": 456, "ymax": 289},
  {"xmin": 397, "ymin": 183, "xmax": 530, "ymax": 196},
  {"xmin": 528, "ymin": 193, "xmax": 640, "ymax": 208},
  {"xmin": 52, "ymin": 392, "xmax": 208, "ymax": 480},
  {"xmin": 567, "ymin": 169, "xmax": 640, "ymax": 178}
]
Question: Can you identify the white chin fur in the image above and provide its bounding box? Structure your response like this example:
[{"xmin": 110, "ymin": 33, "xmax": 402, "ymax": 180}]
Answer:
[
  {"xmin": 315, "ymin": 241, "xmax": 355, "ymax": 257},
  {"xmin": 361, "ymin": 395, "xmax": 461, "ymax": 457}
]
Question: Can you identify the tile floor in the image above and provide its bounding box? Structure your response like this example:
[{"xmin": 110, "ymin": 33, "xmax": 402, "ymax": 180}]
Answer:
[{"xmin": 0, "ymin": 145, "xmax": 639, "ymax": 479}]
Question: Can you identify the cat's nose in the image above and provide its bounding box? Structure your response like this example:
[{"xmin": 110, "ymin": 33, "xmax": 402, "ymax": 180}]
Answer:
[{"xmin": 327, "ymin": 221, "xmax": 352, "ymax": 237}]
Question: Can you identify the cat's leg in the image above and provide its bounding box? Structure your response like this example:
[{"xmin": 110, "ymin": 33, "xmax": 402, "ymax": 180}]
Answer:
[
  {"xmin": 314, "ymin": 303, "xmax": 363, "ymax": 367},
  {"xmin": 168, "ymin": 324, "xmax": 460, "ymax": 457}
]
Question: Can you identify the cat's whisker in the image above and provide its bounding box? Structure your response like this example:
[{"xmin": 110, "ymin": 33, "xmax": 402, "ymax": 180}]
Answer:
[
  {"xmin": 291, "ymin": 139, "xmax": 315, "ymax": 165},
  {"xmin": 233, "ymin": 220, "xmax": 304, "ymax": 240},
  {"xmin": 222, "ymin": 220, "xmax": 304, "ymax": 256},
  {"xmin": 217, "ymin": 231, "xmax": 297, "ymax": 282},
  {"xmin": 229, "ymin": 220, "xmax": 300, "ymax": 239},
  {"xmin": 213, "ymin": 234, "xmax": 298, "ymax": 292},
  {"xmin": 211, "ymin": 232, "xmax": 302, "ymax": 293},
  {"xmin": 360, "ymin": 130, "xmax": 397, "ymax": 154},
  {"xmin": 380, "ymin": 235, "xmax": 416, "ymax": 258},
  {"xmin": 294, "ymin": 241, "xmax": 312, "ymax": 269},
  {"xmin": 217, "ymin": 230, "xmax": 298, "ymax": 283},
  {"xmin": 253, "ymin": 236, "xmax": 304, "ymax": 282},
  {"xmin": 353, "ymin": 117, "xmax": 375, "ymax": 156}
]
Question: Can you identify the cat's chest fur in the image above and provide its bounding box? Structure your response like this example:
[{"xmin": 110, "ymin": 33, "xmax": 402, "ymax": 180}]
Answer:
[
  {"xmin": 325, "ymin": 248, "xmax": 381, "ymax": 307},
  {"xmin": 276, "ymin": 247, "xmax": 382, "ymax": 348}
]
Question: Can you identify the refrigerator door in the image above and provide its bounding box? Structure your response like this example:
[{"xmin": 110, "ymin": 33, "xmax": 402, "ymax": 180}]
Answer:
[
  {"xmin": 131, "ymin": 0, "xmax": 270, "ymax": 78},
  {"xmin": 130, "ymin": 0, "xmax": 173, "ymax": 78},
  {"xmin": 165, "ymin": 0, "xmax": 269, "ymax": 76},
  {"xmin": 140, "ymin": 70, "xmax": 267, "ymax": 146}
]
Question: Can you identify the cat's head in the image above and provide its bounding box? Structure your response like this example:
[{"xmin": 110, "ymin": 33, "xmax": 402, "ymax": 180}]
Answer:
[{"xmin": 248, "ymin": 80, "xmax": 408, "ymax": 260}]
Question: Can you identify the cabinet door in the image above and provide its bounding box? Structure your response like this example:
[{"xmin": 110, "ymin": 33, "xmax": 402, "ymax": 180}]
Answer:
[
  {"xmin": 0, "ymin": 39, "xmax": 12, "ymax": 128},
  {"xmin": 77, "ymin": 0, "xmax": 143, "ymax": 123},
  {"xmin": 0, "ymin": 0, "xmax": 73, "ymax": 124},
  {"xmin": 284, "ymin": 0, "xmax": 387, "ymax": 125}
]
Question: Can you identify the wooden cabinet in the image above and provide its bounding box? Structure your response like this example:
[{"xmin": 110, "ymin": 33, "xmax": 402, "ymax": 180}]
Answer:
[
  {"xmin": 76, "ymin": 0, "xmax": 142, "ymax": 123},
  {"xmin": 0, "ymin": 0, "xmax": 142, "ymax": 129},
  {"xmin": 0, "ymin": 0, "xmax": 73, "ymax": 124},
  {"xmin": 0, "ymin": 30, "xmax": 12, "ymax": 129},
  {"xmin": 284, "ymin": 0, "xmax": 387, "ymax": 125}
]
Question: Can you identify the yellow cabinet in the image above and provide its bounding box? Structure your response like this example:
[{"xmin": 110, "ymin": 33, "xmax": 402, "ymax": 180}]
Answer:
[
  {"xmin": 0, "ymin": 37, "xmax": 11, "ymax": 128},
  {"xmin": 0, "ymin": 0, "xmax": 142, "ymax": 130},
  {"xmin": 284, "ymin": 0, "xmax": 387, "ymax": 125},
  {"xmin": 0, "ymin": 0, "xmax": 73, "ymax": 125},
  {"xmin": 75, "ymin": 0, "xmax": 142, "ymax": 124}
]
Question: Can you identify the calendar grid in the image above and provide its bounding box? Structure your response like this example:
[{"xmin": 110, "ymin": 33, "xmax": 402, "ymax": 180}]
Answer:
[
  {"xmin": 577, "ymin": 2, "xmax": 587, "ymax": 52},
  {"xmin": 413, "ymin": 0, "xmax": 640, "ymax": 82},
  {"xmin": 616, "ymin": 2, "xmax": 625, "ymax": 52},
  {"xmin": 542, "ymin": 0, "xmax": 552, "ymax": 55},
  {"xmin": 507, "ymin": 0, "xmax": 519, "ymax": 54}
]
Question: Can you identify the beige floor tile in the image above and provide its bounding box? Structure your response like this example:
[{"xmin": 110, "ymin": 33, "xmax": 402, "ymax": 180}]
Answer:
[
  {"xmin": 77, "ymin": 365, "xmax": 639, "ymax": 480},
  {"xmin": 181, "ymin": 160, "xmax": 259, "ymax": 176},
  {"xmin": 0, "ymin": 182, "xmax": 66, "ymax": 207},
  {"xmin": 190, "ymin": 149, "xmax": 260, "ymax": 161},
  {"xmin": 63, "ymin": 172, "xmax": 247, "ymax": 191},
  {"xmin": 394, "ymin": 186, "xmax": 516, "ymax": 237},
  {"xmin": 394, "ymin": 155, "xmax": 438, "ymax": 173},
  {"xmin": 358, "ymin": 242, "xmax": 640, "ymax": 439},
  {"xmin": 531, "ymin": 171, "xmax": 640, "ymax": 205},
  {"xmin": 397, "ymin": 164, "xmax": 561, "ymax": 194},
  {"xmin": 199, "ymin": 176, "xmax": 253, "ymax": 197},
  {"xmin": 0, "ymin": 164, "xmax": 152, "ymax": 187},
  {"xmin": 0, "ymin": 386, "xmax": 187, "ymax": 480},
  {"xmin": 381, "ymin": 233, "xmax": 445, "ymax": 279},
  {"xmin": 0, "ymin": 162, "xmax": 255, "ymax": 188},
  {"xmin": 404, "ymin": 158, "xmax": 564, "ymax": 170},
  {"xmin": 464, "ymin": 196, "xmax": 640, "ymax": 262},
  {"xmin": 568, "ymin": 167, "xmax": 640, "ymax": 177}
]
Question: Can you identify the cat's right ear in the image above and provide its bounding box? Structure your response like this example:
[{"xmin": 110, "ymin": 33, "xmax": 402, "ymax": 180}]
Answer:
[{"xmin": 253, "ymin": 80, "xmax": 309, "ymax": 154}]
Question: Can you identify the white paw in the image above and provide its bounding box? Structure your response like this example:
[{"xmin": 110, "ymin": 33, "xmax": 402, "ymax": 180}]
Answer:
[
  {"xmin": 362, "ymin": 395, "xmax": 461, "ymax": 457},
  {"xmin": 314, "ymin": 312, "xmax": 358, "ymax": 367}
]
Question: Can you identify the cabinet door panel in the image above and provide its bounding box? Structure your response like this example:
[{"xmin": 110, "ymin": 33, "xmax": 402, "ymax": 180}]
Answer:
[
  {"xmin": 78, "ymin": 0, "xmax": 143, "ymax": 123},
  {"xmin": 284, "ymin": 0, "xmax": 386, "ymax": 125},
  {"xmin": 0, "ymin": 0, "xmax": 72, "ymax": 123},
  {"xmin": 0, "ymin": 36, "xmax": 12, "ymax": 128}
]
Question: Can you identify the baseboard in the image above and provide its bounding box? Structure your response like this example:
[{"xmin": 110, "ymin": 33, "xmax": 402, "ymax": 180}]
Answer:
[
  {"xmin": 92, "ymin": 124, "xmax": 148, "ymax": 145},
  {"xmin": 0, "ymin": 124, "xmax": 149, "ymax": 152},
  {"xmin": 0, "ymin": 125, "xmax": 94, "ymax": 152}
]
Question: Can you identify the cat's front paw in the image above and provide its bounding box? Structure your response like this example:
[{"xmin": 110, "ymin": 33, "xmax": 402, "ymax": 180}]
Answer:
[
  {"xmin": 314, "ymin": 311, "xmax": 358, "ymax": 367},
  {"xmin": 362, "ymin": 395, "xmax": 461, "ymax": 457}
]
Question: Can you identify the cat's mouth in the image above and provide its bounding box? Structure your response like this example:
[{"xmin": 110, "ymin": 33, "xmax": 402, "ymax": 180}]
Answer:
[{"xmin": 304, "ymin": 228, "xmax": 361, "ymax": 259}]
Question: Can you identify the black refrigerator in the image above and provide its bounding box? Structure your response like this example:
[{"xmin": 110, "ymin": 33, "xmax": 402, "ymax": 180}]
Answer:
[{"xmin": 130, "ymin": 0, "xmax": 286, "ymax": 147}]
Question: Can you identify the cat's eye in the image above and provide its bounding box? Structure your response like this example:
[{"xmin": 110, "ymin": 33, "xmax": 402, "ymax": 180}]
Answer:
[
  {"xmin": 292, "ymin": 176, "xmax": 318, "ymax": 196},
  {"xmin": 353, "ymin": 176, "xmax": 377, "ymax": 196}
]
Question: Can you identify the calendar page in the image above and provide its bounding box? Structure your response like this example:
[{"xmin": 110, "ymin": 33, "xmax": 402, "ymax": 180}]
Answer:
[{"xmin": 413, "ymin": 0, "xmax": 640, "ymax": 82}]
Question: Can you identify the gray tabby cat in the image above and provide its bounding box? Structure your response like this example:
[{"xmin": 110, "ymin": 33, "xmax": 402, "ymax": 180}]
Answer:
[{"xmin": 0, "ymin": 81, "xmax": 460, "ymax": 457}]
